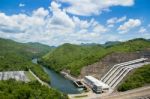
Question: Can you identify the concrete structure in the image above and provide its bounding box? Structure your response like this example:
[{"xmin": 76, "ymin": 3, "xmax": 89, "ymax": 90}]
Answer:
[
  {"xmin": 100, "ymin": 58, "xmax": 150, "ymax": 89},
  {"xmin": 73, "ymin": 80, "xmax": 85, "ymax": 88},
  {"xmin": 84, "ymin": 76, "xmax": 109, "ymax": 93},
  {"xmin": 0, "ymin": 71, "xmax": 29, "ymax": 82},
  {"xmin": 60, "ymin": 71, "xmax": 77, "ymax": 81},
  {"xmin": 101, "ymin": 58, "xmax": 147, "ymax": 82}
]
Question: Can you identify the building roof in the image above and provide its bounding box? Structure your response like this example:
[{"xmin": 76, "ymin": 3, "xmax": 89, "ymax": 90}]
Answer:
[{"xmin": 85, "ymin": 76, "xmax": 109, "ymax": 88}]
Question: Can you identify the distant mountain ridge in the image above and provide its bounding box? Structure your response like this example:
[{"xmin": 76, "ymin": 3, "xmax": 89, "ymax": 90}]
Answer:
[
  {"xmin": 103, "ymin": 41, "xmax": 121, "ymax": 47},
  {"xmin": 0, "ymin": 38, "xmax": 53, "ymax": 58}
]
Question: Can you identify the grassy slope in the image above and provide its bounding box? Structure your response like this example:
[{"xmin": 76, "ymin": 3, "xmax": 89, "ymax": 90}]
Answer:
[
  {"xmin": 42, "ymin": 38, "xmax": 150, "ymax": 76},
  {"xmin": 0, "ymin": 80, "xmax": 68, "ymax": 99},
  {"xmin": 0, "ymin": 38, "xmax": 51, "ymax": 83},
  {"xmin": 118, "ymin": 64, "xmax": 150, "ymax": 91}
]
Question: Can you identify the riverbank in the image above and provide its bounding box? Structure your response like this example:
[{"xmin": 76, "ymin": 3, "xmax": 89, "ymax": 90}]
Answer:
[
  {"xmin": 29, "ymin": 69, "xmax": 50, "ymax": 88},
  {"xmin": 33, "ymin": 58, "xmax": 82, "ymax": 94}
]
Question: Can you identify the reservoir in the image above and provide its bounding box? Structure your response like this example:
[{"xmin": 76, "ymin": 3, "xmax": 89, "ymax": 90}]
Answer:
[{"xmin": 32, "ymin": 59, "xmax": 82, "ymax": 94}]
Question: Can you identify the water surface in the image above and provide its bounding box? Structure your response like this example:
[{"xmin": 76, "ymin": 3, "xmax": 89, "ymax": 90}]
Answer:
[{"xmin": 32, "ymin": 59, "xmax": 82, "ymax": 94}]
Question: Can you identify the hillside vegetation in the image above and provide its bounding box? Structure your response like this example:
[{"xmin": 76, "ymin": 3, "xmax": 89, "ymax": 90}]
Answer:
[
  {"xmin": 26, "ymin": 42, "xmax": 55, "ymax": 58},
  {"xmin": 0, "ymin": 38, "xmax": 67, "ymax": 98},
  {"xmin": 118, "ymin": 64, "xmax": 150, "ymax": 91},
  {"xmin": 42, "ymin": 38, "xmax": 150, "ymax": 76},
  {"xmin": 0, "ymin": 38, "xmax": 51, "ymax": 83},
  {"xmin": 0, "ymin": 38, "xmax": 52, "ymax": 58},
  {"xmin": 0, "ymin": 80, "xmax": 68, "ymax": 99},
  {"xmin": 42, "ymin": 44, "xmax": 108, "ymax": 76}
]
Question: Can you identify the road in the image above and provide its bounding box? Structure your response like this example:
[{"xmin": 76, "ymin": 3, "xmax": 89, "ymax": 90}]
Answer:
[
  {"xmin": 102, "ymin": 86, "xmax": 150, "ymax": 99},
  {"xmin": 69, "ymin": 86, "xmax": 150, "ymax": 99},
  {"xmin": 29, "ymin": 69, "xmax": 50, "ymax": 88}
]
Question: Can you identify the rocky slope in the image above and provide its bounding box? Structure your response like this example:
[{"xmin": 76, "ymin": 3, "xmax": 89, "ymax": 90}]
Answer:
[{"xmin": 79, "ymin": 50, "xmax": 150, "ymax": 79}]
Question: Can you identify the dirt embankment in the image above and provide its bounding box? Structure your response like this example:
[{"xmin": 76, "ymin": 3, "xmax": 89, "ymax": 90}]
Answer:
[{"xmin": 79, "ymin": 51, "xmax": 150, "ymax": 79}]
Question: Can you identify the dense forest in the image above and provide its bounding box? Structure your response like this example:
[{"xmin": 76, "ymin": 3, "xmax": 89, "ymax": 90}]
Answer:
[
  {"xmin": 0, "ymin": 38, "xmax": 52, "ymax": 58},
  {"xmin": 0, "ymin": 38, "xmax": 52, "ymax": 82},
  {"xmin": 0, "ymin": 38, "xmax": 68, "ymax": 98},
  {"xmin": 42, "ymin": 38, "xmax": 150, "ymax": 76},
  {"xmin": 0, "ymin": 80, "xmax": 68, "ymax": 99},
  {"xmin": 118, "ymin": 64, "xmax": 150, "ymax": 91}
]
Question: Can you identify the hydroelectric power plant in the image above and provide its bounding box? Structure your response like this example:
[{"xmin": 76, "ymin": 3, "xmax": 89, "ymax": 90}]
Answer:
[{"xmin": 83, "ymin": 58, "xmax": 150, "ymax": 93}]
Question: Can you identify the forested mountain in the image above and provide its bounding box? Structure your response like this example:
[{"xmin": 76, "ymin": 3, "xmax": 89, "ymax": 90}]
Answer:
[
  {"xmin": 26, "ymin": 42, "xmax": 55, "ymax": 58},
  {"xmin": 42, "ymin": 38, "xmax": 150, "ymax": 76},
  {"xmin": 0, "ymin": 38, "xmax": 52, "ymax": 59},
  {"xmin": 42, "ymin": 43, "xmax": 107, "ymax": 76},
  {"xmin": 103, "ymin": 41, "xmax": 121, "ymax": 47},
  {"xmin": 0, "ymin": 38, "xmax": 51, "ymax": 82},
  {"xmin": 0, "ymin": 38, "xmax": 68, "ymax": 98}
]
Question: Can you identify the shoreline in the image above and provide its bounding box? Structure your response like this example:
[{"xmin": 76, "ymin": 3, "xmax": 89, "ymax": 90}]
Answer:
[{"xmin": 29, "ymin": 69, "xmax": 51, "ymax": 88}]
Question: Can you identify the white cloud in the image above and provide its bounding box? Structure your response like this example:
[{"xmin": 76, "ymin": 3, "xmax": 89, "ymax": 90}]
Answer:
[
  {"xmin": 19, "ymin": 3, "xmax": 25, "ymax": 7},
  {"xmin": 108, "ymin": 24, "xmax": 114, "ymax": 28},
  {"xmin": 0, "ymin": 1, "xmax": 108, "ymax": 45},
  {"xmin": 93, "ymin": 23, "xmax": 108, "ymax": 33},
  {"xmin": 138, "ymin": 27, "xmax": 147, "ymax": 33},
  {"xmin": 107, "ymin": 17, "xmax": 117, "ymax": 25},
  {"xmin": 107, "ymin": 16, "xmax": 126, "ymax": 28},
  {"xmin": 33, "ymin": 7, "xmax": 49, "ymax": 18},
  {"xmin": 107, "ymin": 16, "xmax": 126, "ymax": 24},
  {"xmin": 49, "ymin": 1, "xmax": 75, "ymax": 29},
  {"xmin": 57, "ymin": 0, "xmax": 134, "ymax": 16},
  {"xmin": 117, "ymin": 16, "xmax": 127, "ymax": 23},
  {"xmin": 118, "ymin": 19, "xmax": 141, "ymax": 33}
]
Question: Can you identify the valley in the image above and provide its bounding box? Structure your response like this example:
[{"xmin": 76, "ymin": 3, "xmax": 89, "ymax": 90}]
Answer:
[
  {"xmin": 1, "ymin": 0, "xmax": 150, "ymax": 98},
  {"xmin": 0, "ymin": 37, "xmax": 150, "ymax": 99}
]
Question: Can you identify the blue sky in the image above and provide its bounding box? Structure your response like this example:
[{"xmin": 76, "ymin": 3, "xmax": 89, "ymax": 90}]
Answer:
[{"xmin": 0, "ymin": 0, "xmax": 150, "ymax": 45}]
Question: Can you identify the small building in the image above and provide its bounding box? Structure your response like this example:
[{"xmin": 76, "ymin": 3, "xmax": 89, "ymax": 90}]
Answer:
[{"xmin": 84, "ymin": 76, "xmax": 109, "ymax": 93}]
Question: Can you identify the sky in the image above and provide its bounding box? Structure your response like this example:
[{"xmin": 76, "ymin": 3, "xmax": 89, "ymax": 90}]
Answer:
[{"xmin": 0, "ymin": 0, "xmax": 150, "ymax": 46}]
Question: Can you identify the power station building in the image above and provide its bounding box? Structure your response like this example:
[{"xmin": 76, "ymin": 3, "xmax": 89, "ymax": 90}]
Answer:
[
  {"xmin": 84, "ymin": 76, "xmax": 109, "ymax": 93},
  {"xmin": 84, "ymin": 58, "xmax": 150, "ymax": 94}
]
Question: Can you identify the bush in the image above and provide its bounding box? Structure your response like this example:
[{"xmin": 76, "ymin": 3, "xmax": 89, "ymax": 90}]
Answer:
[{"xmin": 0, "ymin": 80, "xmax": 68, "ymax": 99}]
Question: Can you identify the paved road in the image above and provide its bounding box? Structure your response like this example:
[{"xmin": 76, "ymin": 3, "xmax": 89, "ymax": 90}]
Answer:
[
  {"xmin": 102, "ymin": 86, "xmax": 150, "ymax": 99},
  {"xmin": 69, "ymin": 86, "xmax": 150, "ymax": 99}
]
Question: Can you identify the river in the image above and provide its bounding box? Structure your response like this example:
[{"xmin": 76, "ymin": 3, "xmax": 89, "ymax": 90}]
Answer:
[{"xmin": 32, "ymin": 59, "xmax": 82, "ymax": 94}]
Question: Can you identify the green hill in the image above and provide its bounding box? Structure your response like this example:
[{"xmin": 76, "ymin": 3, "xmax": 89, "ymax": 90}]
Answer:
[
  {"xmin": 42, "ymin": 43, "xmax": 108, "ymax": 76},
  {"xmin": 107, "ymin": 38, "xmax": 150, "ymax": 52},
  {"xmin": 0, "ymin": 38, "xmax": 52, "ymax": 59},
  {"xmin": 42, "ymin": 38, "xmax": 150, "ymax": 76},
  {"xmin": 0, "ymin": 38, "xmax": 52, "ymax": 83}
]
